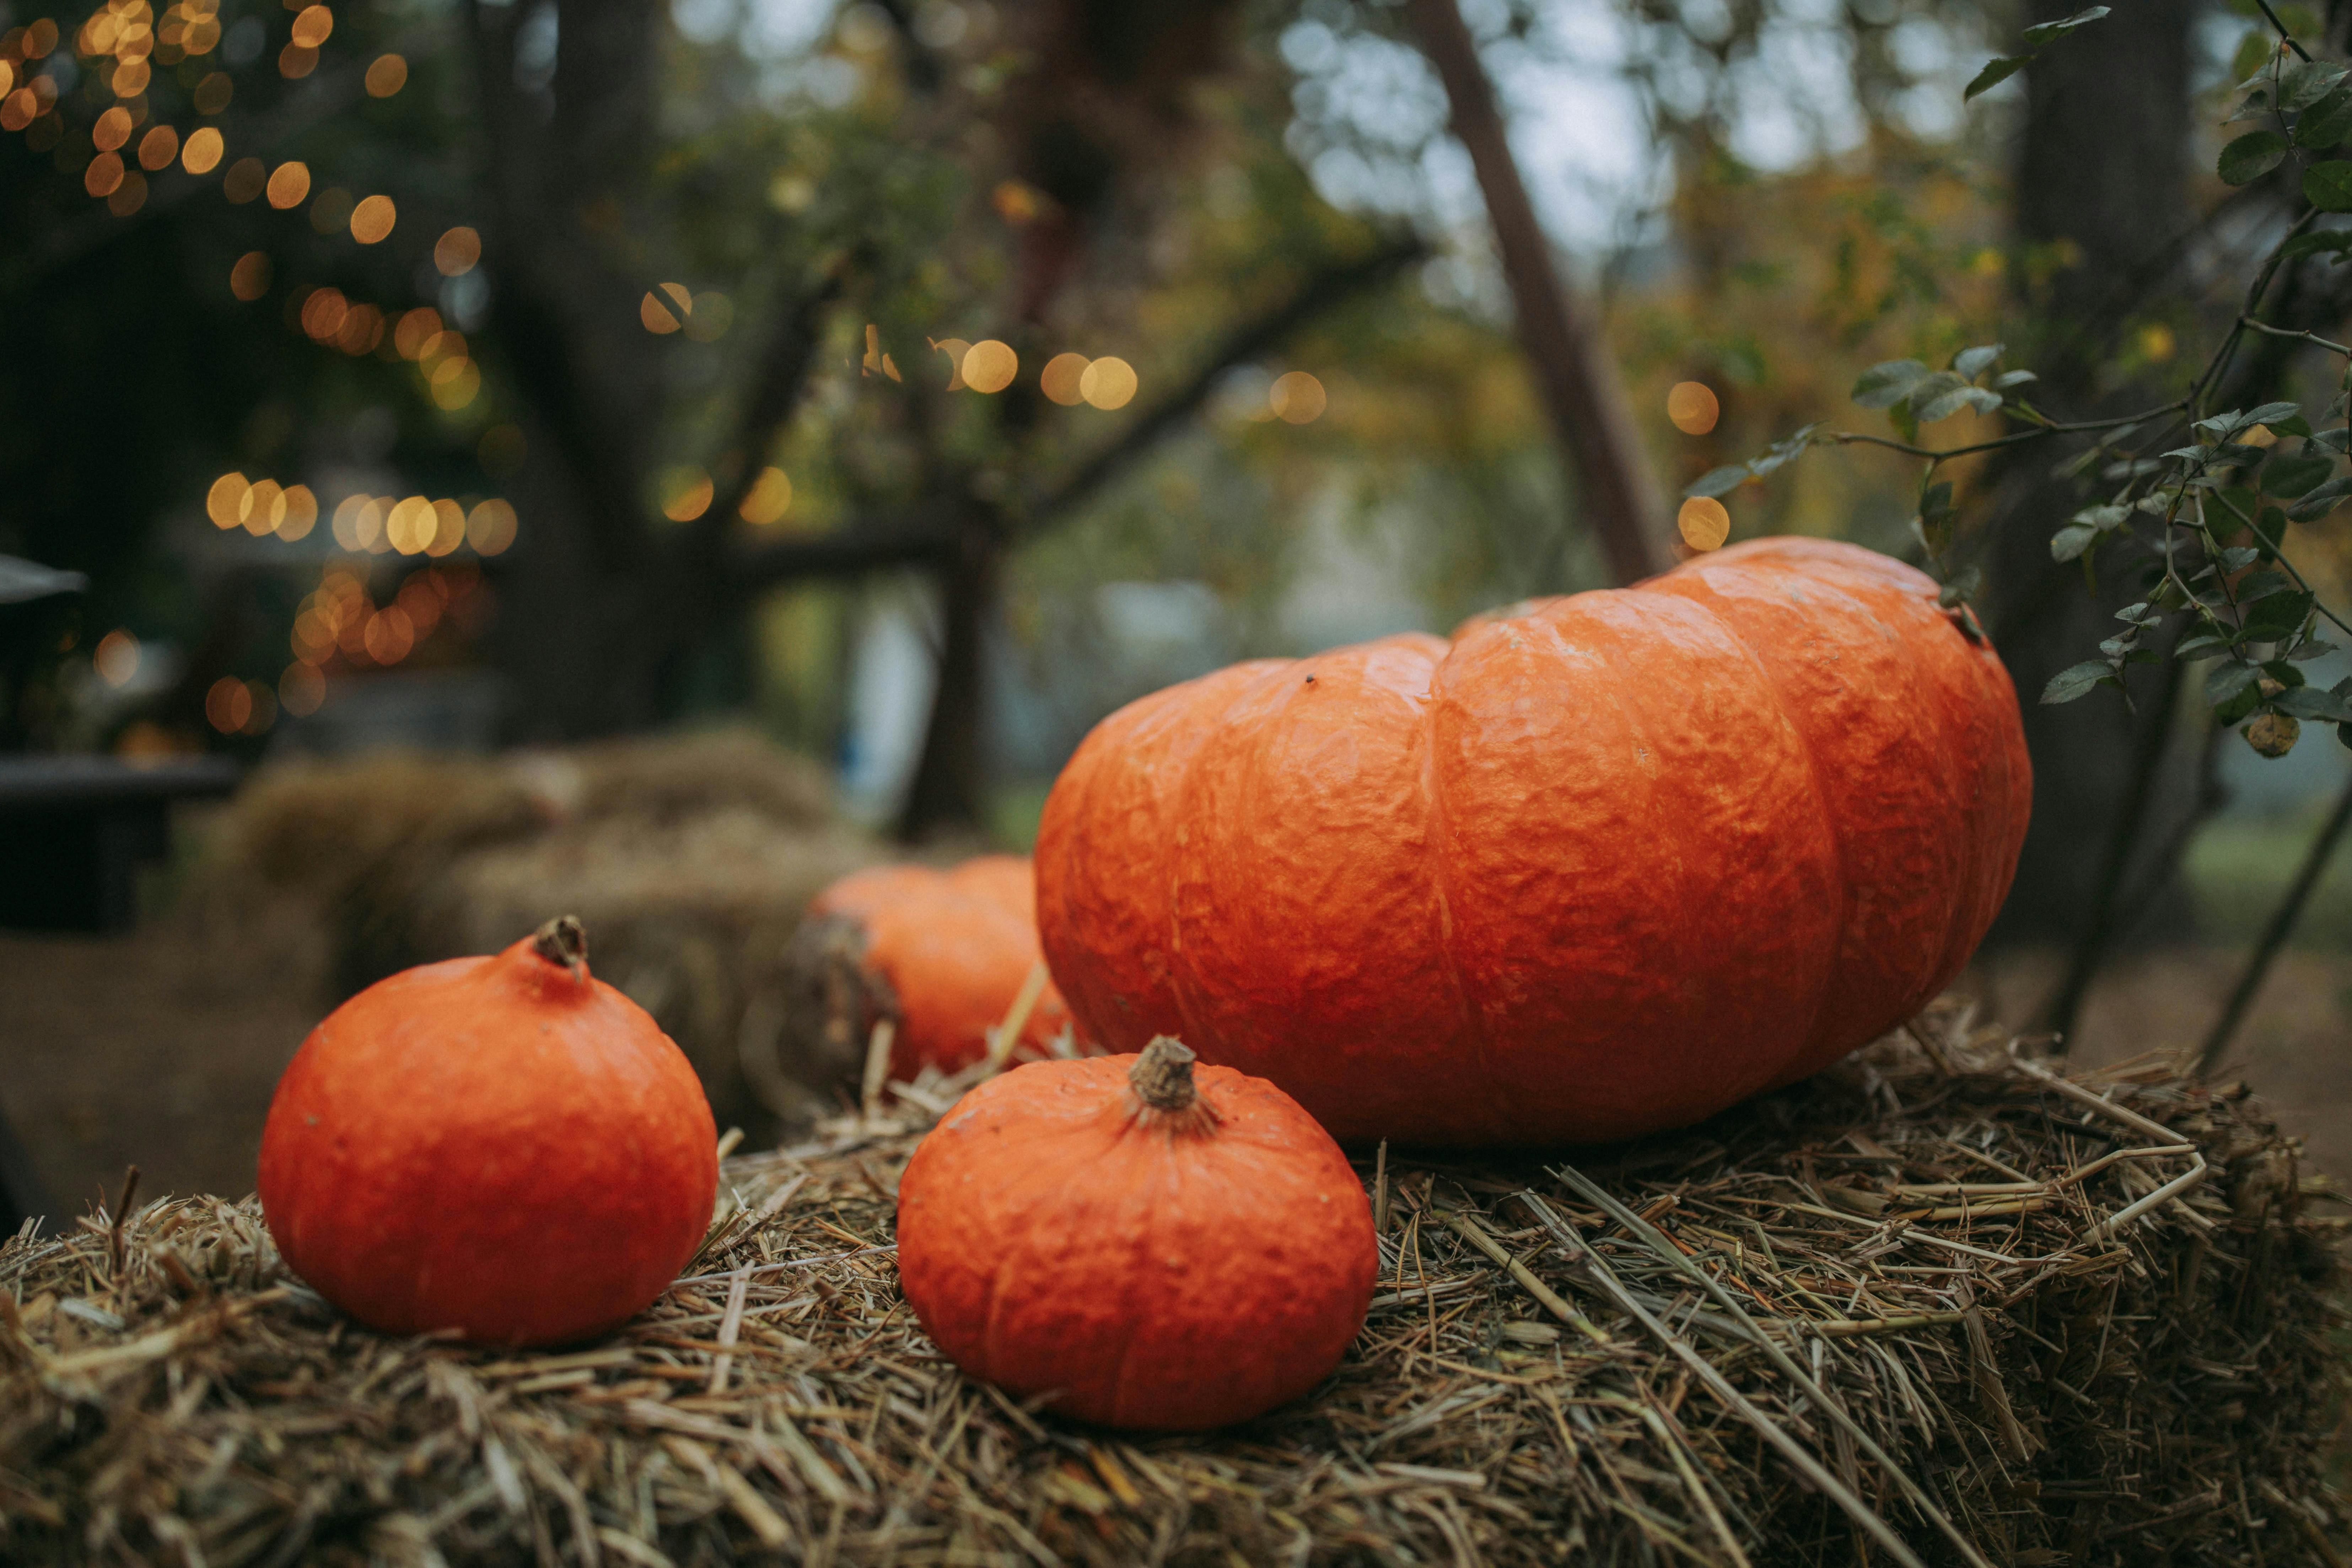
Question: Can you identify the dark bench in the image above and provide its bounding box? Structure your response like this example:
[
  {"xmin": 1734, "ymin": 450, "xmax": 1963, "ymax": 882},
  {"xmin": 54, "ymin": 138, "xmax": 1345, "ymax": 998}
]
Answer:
[{"xmin": 0, "ymin": 754, "xmax": 240, "ymax": 932}]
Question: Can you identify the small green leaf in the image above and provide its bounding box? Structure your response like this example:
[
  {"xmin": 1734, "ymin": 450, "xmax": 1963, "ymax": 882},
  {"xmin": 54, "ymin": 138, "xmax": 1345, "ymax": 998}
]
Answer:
[
  {"xmin": 2262, "ymin": 453, "xmax": 2335, "ymax": 496},
  {"xmin": 1851, "ymin": 359, "xmax": 1931, "ymax": 409},
  {"xmin": 1994, "ymin": 368, "xmax": 2039, "ymax": 388},
  {"xmin": 2220, "ymin": 130, "xmax": 2289, "ymax": 185},
  {"xmin": 1687, "ymin": 465, "xmax": 1750, "ymax": 499},
  {"xmin": 2019, "ymin": 5, "xmax": 2110, "ymax": 44},
  {"xmin": 2242, "ymin": 589, "xmax": 2316, "ymax": 643},
  {"xmin": 1964, "ymin": 54, "xmax": 2028, "ymax": 100},
  {"xmin": 2285, "ymin": 59, "xmax": 2351, "ymax": 113},
  {"xmin": 2300, "ymin": 86, "xmax": 2352, "ymax": 147},
  {"xmin": 2042, "ymin": 660, "xmax": 2116, "ymax": 704},
  {"xmin": 2051, "ymin": 523, "xmax": 2099, "ymax": 562},
  {"xmin": 2305, "ymin": 161, "xmax": 2352, "ymax": 210},
  {"xmin": 2288, "ymin": 475, "xmax": 2352, "ymax": 519},
  {"xmin": 2175, "ymin": 632, "xmax": 2232, "ymax": 658},
  {"xmin": 2208, "ymin": 660, "xmax": 2262, "ymax": 705},
  {"xmin": 1910, "ymin": 372, "xmax": 1978, "ymax": 424},
  {"xmin": 1953, "ymin": 344, "xmax": 2004, "ymax": 379},
  {"xmin": 2276, "ymin": 685, "xmax": 2352, "ymax": 721}
]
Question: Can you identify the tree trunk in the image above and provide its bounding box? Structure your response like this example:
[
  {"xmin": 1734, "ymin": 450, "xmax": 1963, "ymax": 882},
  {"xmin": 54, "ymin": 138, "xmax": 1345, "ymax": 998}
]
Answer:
[
  {"xmin": 1984, "ymin": 0, "xmax": 2201, "ymax": 947},
  {"xmin": 1404, "ymin": 0, "xmax": 1670, "ymax": 586},
  {"xmin": 895, "ymin": 507, "xmax": 999, "ymax": 842}
]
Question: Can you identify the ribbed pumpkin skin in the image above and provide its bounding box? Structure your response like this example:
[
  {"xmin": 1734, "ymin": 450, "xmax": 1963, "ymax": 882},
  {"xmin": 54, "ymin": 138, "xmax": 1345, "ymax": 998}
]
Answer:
[
  {"xmin": 258, "ymin": 929, "xmax": 718, "ymax": 1347},
  {"xmin": 895, "ymin": 1052, "xmax": 1377, "ymax": 1430},
  {"xmin": 811, "ymin": 856, "xmax": 1073, "ymax": 1075},
  {"xmin": 1035, "ymin": 538, "xmax": 2031, "ymax": 1146}
]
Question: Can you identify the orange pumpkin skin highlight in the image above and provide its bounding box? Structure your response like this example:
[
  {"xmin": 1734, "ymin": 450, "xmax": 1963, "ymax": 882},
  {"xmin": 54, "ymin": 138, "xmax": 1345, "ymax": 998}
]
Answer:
[
  {"xmin": 809, "ymin": 856, "xmax": 1074, "ymax": 1076},
  {"xmin": 258, "ymin": 920, "xmax": 718, "ymax": 1347},
  {"xmin": 895, "ymin": 1042, "xmax": 1377, "ymax": 1431},
  {"xmin": 1035, "ymin": 538, "xmax": 2031, "ymax": 1146}
]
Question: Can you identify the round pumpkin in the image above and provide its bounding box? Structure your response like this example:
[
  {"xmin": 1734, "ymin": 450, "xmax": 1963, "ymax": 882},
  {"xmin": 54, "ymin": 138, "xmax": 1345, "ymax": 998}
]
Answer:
[
  {"xmin": 895, "ymin": 1038, "xmax": 1377, "ymax": 1430},
  {"xmin": 258, "ymin": 917, "xmax": 718, "ymax": 1346},
  {"xmin": 795, "ymin": 856, "xmax": 1073, "ymax": 1079},
  {"xmin": 1035, "ymin": 537, "xmax": 2031, "ymax": 1146}
]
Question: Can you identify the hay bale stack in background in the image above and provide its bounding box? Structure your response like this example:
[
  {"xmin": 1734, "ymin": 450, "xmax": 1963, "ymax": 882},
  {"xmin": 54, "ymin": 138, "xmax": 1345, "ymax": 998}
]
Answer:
[
  {"xmin": 188, "ymin": 731, "xmax": 890, "ymax": 1142},
  {"xmin": 0, "ymin": 1017, "xmax": 2341, "ymax": 1564}
]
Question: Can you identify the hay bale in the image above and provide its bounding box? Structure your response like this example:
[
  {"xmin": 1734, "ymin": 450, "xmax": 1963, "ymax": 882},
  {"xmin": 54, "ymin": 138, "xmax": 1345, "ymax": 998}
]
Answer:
[
  {"xmin": 187, "ymin": 731, "xmax": 889, "ymax": 1141},
  {"xmin": 1, "ymin": 1008, "xmax": 2343, "ymax": 1565}
]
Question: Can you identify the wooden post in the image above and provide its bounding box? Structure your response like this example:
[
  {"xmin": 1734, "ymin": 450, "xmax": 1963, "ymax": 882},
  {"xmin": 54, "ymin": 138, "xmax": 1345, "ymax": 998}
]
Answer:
[{"xmin": 1405, "ymin": 0, "xmax": 1671, "ymax": 585}]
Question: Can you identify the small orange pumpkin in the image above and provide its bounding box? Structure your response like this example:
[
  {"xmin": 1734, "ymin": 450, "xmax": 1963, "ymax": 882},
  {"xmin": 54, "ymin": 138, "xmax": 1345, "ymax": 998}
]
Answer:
[
  {"xmin": 797, "ymin": 856, "xmax": 1073, "ymax": 1078},
  {"xmin": 258, "ymin": 917, "xmax": 718, "ymax": 1347},
  {"xmin": 895, "ymin": 1038, "xmax": 1377, "ymax": 1430},
  {"xmin": 1036, "ymin": 538, "xmax": 2033, "ymax": 1145}
]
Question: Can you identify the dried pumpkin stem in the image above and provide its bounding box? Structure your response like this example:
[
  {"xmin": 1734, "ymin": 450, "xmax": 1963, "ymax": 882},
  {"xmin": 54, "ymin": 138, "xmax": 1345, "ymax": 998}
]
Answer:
[
  {"xmin": 532, "ymin": 915, "xmax": 588, "ymax": 976},
  {"xmin": 1127, "ymin": 1036, "xmax": 1221, "ymax": 1134}
]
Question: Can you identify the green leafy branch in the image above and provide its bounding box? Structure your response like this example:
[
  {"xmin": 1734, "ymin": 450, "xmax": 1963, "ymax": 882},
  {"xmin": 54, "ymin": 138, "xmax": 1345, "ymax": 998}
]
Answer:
[{"xmin": 1684, "ymin": 3, "xmax": 2352, "ymax": 761}]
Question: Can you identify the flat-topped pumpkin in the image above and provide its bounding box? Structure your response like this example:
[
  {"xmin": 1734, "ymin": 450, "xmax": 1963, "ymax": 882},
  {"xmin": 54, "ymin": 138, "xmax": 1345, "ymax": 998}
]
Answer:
[{"xmin": 1035, "ymin": 537, "xmax": 2031, "ymax": 1145}]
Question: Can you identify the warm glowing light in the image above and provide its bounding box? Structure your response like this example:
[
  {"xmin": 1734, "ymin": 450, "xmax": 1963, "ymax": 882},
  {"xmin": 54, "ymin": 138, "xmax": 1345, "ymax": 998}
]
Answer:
[
  {"xmin": 85, "ymin": 152, "xmax": 125, "ymax": 198},
  {"xmin": 93, "ymin": 106, "xmax": 131, "ymax": 151},
  {"xmin": 182, "ymin": 124, "xmax": 223, "ymax": 173},
  {"xmin": 289, "ymin": 5, "xmax": 332, "ymax": 46},
  {"xmin": 393, "ymin": 306, "xmax": 442, "ymax": 359},
  {"xmin": 364, "ymin": 52, "xmax": 405, "ymax": 96},
  {"xmin": 336, "ymin": 302, "xmax": 383, "ymax": 355},
  {"xmin": 205, "ymin": 676, "xmax": 253, "ymax": 734},
  {"xmin": 22, "ymin": 18, "xmax": 58, "ymax": 56},
  {"xmin": 427, "ymin": 359, "xmax": 480, "ymax": 410},
  {"xmin": 962, "ymin": 339, "xmax": 1017, "ymax": 395},
  {"xmin": 279, "ymin": 484, "xmax": 318, "ymax": 540},
  {"xmin": 192, "ymin": 70, "xmax": 231, "ymax": 113},
  {"xmin": 662, "ymin": 470, "xmax": 714, "ymax": 522},
  {"xmin": 332, "ymin": 494, "xmax": 384, "ymax": 551},
  {"xmin": 265, "ymin": 160, "xmax": 310, "ymax": 209},
  {"xmin": 739, "ymin": 467, "xmax": 792, "ymax": 525},
  {"xmin": 385, "ymin": 496, "xmax": 434, "ymax": 555},
  {"xmin": 136, "ymin": 123, "xmax": 176, "ymax": 169},
  {"xmin": 466, "ymin": 498, "xmax": 516, "ymax": 555},
  {"xmin": 0, "ymin": 63, "xmax": 11, "ymax": 97},
  {"xmin": 206, "ymin": 472, "xmax": 249, "ymax": 529},
  {"xmin": 112, "ymin": 57, "xmax": 150, "ymax": 95},
  {"xmin": 1, "ymin": 92, "xmax": 33, "ymax": 133},
  {"xmin": 278, "ymin": 41, "xmax": 316, "ymax": 77},
  {"xmin": 1677, "ymin": 495, "xmax": 1731, "ymax": 552},
  {"xmin": 426, "ymin": 499, "xmax": 465, "ymax": 556},
  {"xmin": 241, "ymin": 478, "xmax": 285, "ymax": 535},
  {"xmin": 241, "ymin": 681, "xmax": 278, "ymax": 735},
  {"xmin": 364, "ymin": 605, "xmax": 415, "ymax": 663},
  {"xmin": 929, "ymin": 337, "xmax": 971, "ymax": 390},
  {"xmin": 1270, "ymin": 371, "xmax": 1325, "ymax": 424},
  {"xmin": 1040, "ymin": 352, "xmax": 1088, "ymax": 406},
  {"xmin": 434, "ymin": 225, "xmax": 480, "ymax": 276},
  {"xmin": 94, "ymin": 630, "xmax": 140, "ymax": 687},
  {"xmin": 108, "ymin": 173, "xmax": 147, "ymax": 217},
  {"xmin": 641, "ymin": 291, "xmax": 681, "ymax": 334},
  {"xmin": 222, "ymin": 156, "xmax": 265, "ymax": 203},
  {"xmin": 300, "ymin": 287, "xmax": 349, "ymax": 340},
  {"xmin": 1667, "ymin": 381, "xmax": 1720, "ymax": 436},
  {"xmin": 280, "ymin": 661, "xmax": 324, "ymax": 715},
  {"xmin": 991, "ymin": 180, "xmax": 1041, "ymax": 225},
  {"xmin": 349, "ymin": 193, "xmax": 394, "ymax": 243},
  {"xmin": 1080, "ymin": 356, "xmax": 1137, "ymax": 411}
]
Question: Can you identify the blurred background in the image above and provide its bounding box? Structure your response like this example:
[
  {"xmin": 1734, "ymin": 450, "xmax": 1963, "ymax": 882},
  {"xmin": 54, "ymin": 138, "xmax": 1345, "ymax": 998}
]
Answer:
[{"xmin": 4, "ymin": 0, "xmax": 2350, "ymax": 1211}]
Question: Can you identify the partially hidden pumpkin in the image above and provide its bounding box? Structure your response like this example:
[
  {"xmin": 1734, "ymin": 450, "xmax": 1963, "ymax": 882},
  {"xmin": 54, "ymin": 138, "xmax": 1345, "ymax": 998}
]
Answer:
[
  {"xmin": 258, "ymin": 916, "xmax": 718, "ymax": 1346},
  {"xmin": 795, "ymin": 856, "xmax": 1073, "ymax": 1079},
  {"xmin": 895, "ymin": 1037, "xmax": 1377, "ymax": 1430},
  {"xmin": 1035, "ymin": 537, "xmax": 2032, "ymax": 1146}
]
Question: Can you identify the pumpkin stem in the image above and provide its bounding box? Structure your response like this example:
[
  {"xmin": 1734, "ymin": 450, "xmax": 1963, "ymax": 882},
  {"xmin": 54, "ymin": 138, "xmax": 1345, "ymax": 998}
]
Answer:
[
  {"xmin": 1128, "ymin": 1036, "xmax": 1221, "ymax": 1134},
  {"xmin": 532, "ymin": 915, "xmax": 589, "ymax": 977}
]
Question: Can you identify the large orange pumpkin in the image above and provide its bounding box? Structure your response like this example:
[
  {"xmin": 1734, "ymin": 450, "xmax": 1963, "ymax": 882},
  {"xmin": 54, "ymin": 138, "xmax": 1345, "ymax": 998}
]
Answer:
[
  {"xmin": 895, "ymin": 1037, "xmax": 1377, "ymax": 1430},
  {"xmin": 799, "ymin": 856, "xmax": 1073, "ymax": 1078},
  {"xmin": 259, "ymin": 917, "xmax": 718, "ymax": 1346},
  {"xmin": 1035, "ymin": 538, "xmax": 2031, "ymax": 1145}
]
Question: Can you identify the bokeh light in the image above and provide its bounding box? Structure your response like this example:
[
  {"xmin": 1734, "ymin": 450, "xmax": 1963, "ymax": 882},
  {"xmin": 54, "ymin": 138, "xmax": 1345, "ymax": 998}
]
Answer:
[
  {"xmin": 426, "ymin": 499, "xmax": 465, "ymax": 556},
  {"xmin": 192, "ymin": 70, "xmax": 231, "ymax": 113},
  {"xmin": 289, "ymin": 5, "xmax": 332, "ymax": 47},
  {"xmin": 279, "ymin": 661, "xmax": 325, "ymax": 716},
  {"xmin": 363, "ymin": 605, "xmax": 414, "ymax": 663},
  {"xmin": 350, "ymin": 194, "xmax": 395, "ymax": 243},
  {"xmin": 427, "ymin": 358, "xmax": 480, "ymax": 410},
  {"xmin": 84, "ymin": 152, "xmax": 124, "ymax": 199},
  {"xmin": 385, "ymin": 496, "xmax": 433, "ymax": 555},
  {"xmin": 929, "ymin": 338, "xmax": 970, "ymax": 390},
  {"xmin": 363, "ymin": 52, "xmax": 405, "ymax": 96},
  {"xmin": 1040, "ymin": 352, "xmax": 1088, "ymax": 406},
  {"xmin": 182, "ymin": 124, "xmax": 223, "ymax": 173},
  {"xmin": 279, "ymin": 41, "xmax": 316, "ymax": 77},
  {"xmin": 393, "ymin": 306, "xmax": 442, "ymax": 359},
  {"xmin": 136, "ymin": 124, "xmax": 177, "ymax": 170},
  {"xmin": 92, "ymin": 106, "xmax": 130, "ymax": 152},
  {"xmin": 640, "ymin": 291, "xmax": 681, "ymax": 334},
  {"xmin": 961, "ymin": 339, "xmax": 1016, "ymax": 394},
  {"xmin": 1667, "ymin": 381, "xmax": 1721, "ymax": 436},
  {"xmin": 662, "ymin": 469, "xmax": 714, "ymax": 522},
  {"xmin": 738, "ymin": 467, "xmax": 792, "ymax": 525},
  {"xmin": 1677, "ymin": 495, "xmax": 1732, "ymax": 552},
  {"xmin": 222, "ymin": 156, "xmax": 265, "ymax": 203},
  {"xmin": 466, "ymin": 499, "xmax": 517, "ymax": 554},
  {"xmin": 279, "ymin": 484, "xmax": 318, "ymax": 541},
  {"xmin": 108, "ymin": 173, "xmax": 147, "ymax": 218},
  {"xmin": 1270, "ymin": 371, "xmax": 1326, "ymax": 424},
  {"xmin": 94, "ymin": 630, "xmax": 140, "ymax": 688},
  {"xmin": 204, "ymin": 675, "xmax": 252, "ymax": 734},
  {"xmin": 206, "ymin": 472, "xmax": 248, "ymax": 529},
  {"xmin": 265, "ymin": 160, "xmax": 311, "ymax": 209},
  {"xmin": 241, "ymin": 478, "xmax": 285, "ymax": 535},
  {"xmin": 1080, "ymin": 356, "xmax": 1137, "ymax": 411},
  {"xmin": 435, "ymin": 226, "xmax": 480, "ymax": 276},
  {"xmin": 299, "ymin": 286, "xmax": 349, "ymax": 340}
]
